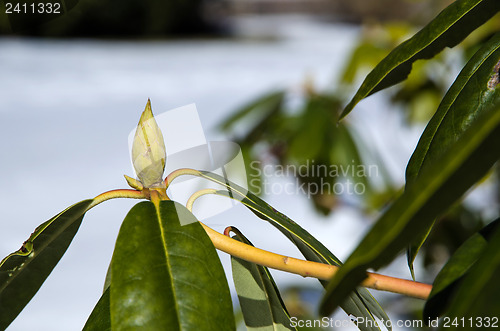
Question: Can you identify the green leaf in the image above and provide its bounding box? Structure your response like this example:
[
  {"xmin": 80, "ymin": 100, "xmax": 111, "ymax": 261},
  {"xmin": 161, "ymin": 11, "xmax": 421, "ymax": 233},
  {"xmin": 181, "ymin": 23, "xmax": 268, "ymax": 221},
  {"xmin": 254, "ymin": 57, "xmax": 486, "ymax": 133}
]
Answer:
[
  {"xmin": 5, "ymin": 0, "xmax": 80, "ymax": 34},
  {"xmin": 424, "ymin": 218, "xmax": 500, "ymax": 320},
  {"xmin": 229, "ymin": 227, "xmax": 296, "ymax": 331},
  {"xmin": 0, "ymin": 199, "xmax": 93, "ymax": 330},
  {"xmin": 406, "ymin": 31, "xmax": 500, "ymax": 274},
  {"xmin": 110, "ymin": 200, "xmax": 234, "ymax": 330},
  {"xmin": 340, "ymin": 0, "xmax": 500, "ymax": 120},
  {"xmin": 185, "ymin": 171, "xmax": 389, "ymax": 331},
  {"xmin": 319, "ymin": 100, "xmax": 500, "ymax": 316},
  {"xmin": 83, "ymin": 287, "xmax": 111, "ymax": 331},
  {"xmin": 441, "ymin": 223, "xmax": 500, "ymax": 321}
]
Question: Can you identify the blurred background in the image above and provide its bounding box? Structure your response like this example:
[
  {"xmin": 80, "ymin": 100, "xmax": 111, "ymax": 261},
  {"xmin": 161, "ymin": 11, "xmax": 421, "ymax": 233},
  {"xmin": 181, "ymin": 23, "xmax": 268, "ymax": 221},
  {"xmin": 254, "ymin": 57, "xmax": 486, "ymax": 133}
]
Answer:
[{"xmin": 1, "ymin": 0, "xmax": 499, "ymax": 330}]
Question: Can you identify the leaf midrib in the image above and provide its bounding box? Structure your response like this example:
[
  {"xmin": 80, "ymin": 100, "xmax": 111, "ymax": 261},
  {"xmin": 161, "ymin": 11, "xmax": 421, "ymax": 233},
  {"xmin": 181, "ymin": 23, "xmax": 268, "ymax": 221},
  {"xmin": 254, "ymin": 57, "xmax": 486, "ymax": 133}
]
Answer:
[{"xmin": 154, "ymin": 202, "xmax": 182, "ymax": 330}]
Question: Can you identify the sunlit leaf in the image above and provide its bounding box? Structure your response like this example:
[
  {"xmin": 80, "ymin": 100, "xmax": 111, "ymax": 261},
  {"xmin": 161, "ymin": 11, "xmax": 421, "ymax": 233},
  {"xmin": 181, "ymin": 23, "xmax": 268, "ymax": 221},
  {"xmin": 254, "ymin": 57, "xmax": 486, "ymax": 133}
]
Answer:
[
  {"xmin": 0, "ymin": 199, "xmax": 93, "ymax": 330},
  {"xmin": 340, "ymin": 0, "xmax": 500, "ymax": 119},
  {"xmin": 110, "ymin": 200, "xmax": 234, "ymax": 330}
]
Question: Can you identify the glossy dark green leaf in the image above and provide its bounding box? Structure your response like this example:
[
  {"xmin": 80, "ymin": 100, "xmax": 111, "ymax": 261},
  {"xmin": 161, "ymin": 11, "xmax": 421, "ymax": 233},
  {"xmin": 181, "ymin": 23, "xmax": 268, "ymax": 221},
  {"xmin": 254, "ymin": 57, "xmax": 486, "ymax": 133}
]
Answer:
[
  {"xmin": 229, "ymin": 227, "xmax": 296, "ymax": 331},
  {"xmin": 340, "ymin": 0, "xmax": 500, "ymax": 120},
  {"xmin": 110, "ymin": 200, "xmax": 234, "ymax": 330},
  {"xmin": 0, "ymin": 199, "xmax": 93, "ymax": 330},
  {"xmin": 83, "ymin": 287, "xmax": 111, "ymax": 331},
  {"xmin": 319, "ymin": 101, "xmax": 500, "ymax": 316},
  {"xmin": 424, "ymin": 218, "xmax": 500, "ymax": 320},
  {"xmin": 442, "ymin": 223, "xmax": 500, "ymax": 322},
  {"xmin": 185, "ymin": 171, "xmax": 389, "ymax": 331},
  {"xmin": 406, "ymin": 32, "xmax": 500, "ymax": 275}
]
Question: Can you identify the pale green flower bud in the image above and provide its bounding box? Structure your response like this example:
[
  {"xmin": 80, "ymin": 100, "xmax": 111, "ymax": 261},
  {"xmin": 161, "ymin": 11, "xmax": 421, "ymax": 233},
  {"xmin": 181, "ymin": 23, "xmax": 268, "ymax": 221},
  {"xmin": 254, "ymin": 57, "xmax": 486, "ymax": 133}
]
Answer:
[
  {"xmin": 124, "ymin": 174, "xmax": 144, "ymax": 191},
  {"xmin": 131, "ymin": 99, "xmax": 166, "ymax": 188}
]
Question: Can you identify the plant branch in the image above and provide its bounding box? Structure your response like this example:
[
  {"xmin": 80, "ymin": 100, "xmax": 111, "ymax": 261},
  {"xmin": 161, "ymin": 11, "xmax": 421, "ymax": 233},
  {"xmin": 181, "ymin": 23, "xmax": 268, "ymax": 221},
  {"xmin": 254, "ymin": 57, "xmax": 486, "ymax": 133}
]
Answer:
[{"xmin": 187, "ymin": 189, "xmax": 432, "ymax": 300}]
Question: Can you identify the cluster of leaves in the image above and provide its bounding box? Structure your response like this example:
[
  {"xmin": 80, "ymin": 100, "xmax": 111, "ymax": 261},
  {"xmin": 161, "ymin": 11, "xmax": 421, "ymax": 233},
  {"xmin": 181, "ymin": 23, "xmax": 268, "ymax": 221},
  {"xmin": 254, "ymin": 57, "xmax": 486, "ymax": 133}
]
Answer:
[{"xmin": 0, "ymin": 170, "xmax": 391, "ymax": 330}]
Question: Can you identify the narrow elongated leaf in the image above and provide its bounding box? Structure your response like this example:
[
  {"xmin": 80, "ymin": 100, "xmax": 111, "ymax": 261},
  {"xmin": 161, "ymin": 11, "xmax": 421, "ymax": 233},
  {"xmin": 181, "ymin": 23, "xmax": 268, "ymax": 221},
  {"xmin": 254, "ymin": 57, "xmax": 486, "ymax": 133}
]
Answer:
[
  {"xmin": 110, "ymin": 200, "xmax": 234, "ymax": 330},
  {"xmin": 441, "ymin": 224, "xmax": 500, "ymax": 321},
  {"xmin": 340, "ymin": 0, "xmax": 500, "ymax": 119},
  {"xmin": 229, "ymin": 227, "xmax": 296, "ymax": 331},
  {"xmin": 219, "ymin": 91, "xmax": 285, "ymax": 131},
  {"xmin": 83, "ymin": 287, "xmax": 111, "ymax": 331},
  {"xmin": 406, "ymin": 32, "xmax": 500, "ymax": 274},
  {"xmin": 319, "ymin": 101, "xmax": 500, "ymax": 316},
  {"xmin": 407, "ymin": 33, "xmax": 500, "ymax": 182},
  {"xmin": 424, "ymin": 218, "xmax": 500, "ymax": 320},
  {"xmin": 0, "ymin": 199, "xmax": 93, "ymax": 330},
  {"xmin": 182, "ymin": 171, "xmax": 388, "ymax": 331}
]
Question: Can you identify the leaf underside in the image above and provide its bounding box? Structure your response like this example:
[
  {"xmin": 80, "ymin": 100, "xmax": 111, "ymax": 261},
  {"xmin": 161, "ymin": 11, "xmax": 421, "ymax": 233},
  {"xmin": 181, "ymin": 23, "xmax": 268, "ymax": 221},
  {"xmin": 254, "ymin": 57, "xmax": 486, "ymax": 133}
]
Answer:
[{"xmin": 230, "ymin": 227, "xmax": 296, "ymax": 331}]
